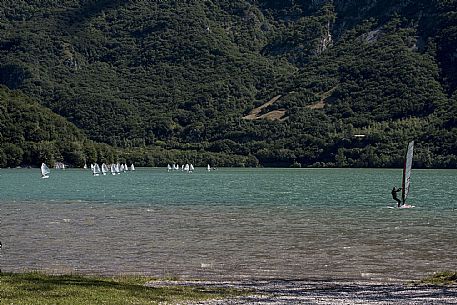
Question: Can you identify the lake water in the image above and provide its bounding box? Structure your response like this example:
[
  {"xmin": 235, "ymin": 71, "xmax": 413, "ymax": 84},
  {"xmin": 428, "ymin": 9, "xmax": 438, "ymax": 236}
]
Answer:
[{"xmin": 0, "ymin": 168, "xmax": 455, "ymax": 281}]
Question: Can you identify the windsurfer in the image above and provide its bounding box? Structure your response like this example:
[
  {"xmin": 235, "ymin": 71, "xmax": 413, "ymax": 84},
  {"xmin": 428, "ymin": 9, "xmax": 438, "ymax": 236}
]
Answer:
[{"xmin": 391, "ymin": 187, "xmax": 402, "ymax": 207}]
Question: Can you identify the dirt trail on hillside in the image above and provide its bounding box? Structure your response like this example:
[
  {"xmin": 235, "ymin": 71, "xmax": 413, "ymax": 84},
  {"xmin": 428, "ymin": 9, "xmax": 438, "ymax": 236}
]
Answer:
[
  {"xmin": 307, "ymin": 86, "xmax": 337, "ymax": 110},
  {"xmin": 243, "ymin": 95, "xmax": 287, "ymax": 121}
]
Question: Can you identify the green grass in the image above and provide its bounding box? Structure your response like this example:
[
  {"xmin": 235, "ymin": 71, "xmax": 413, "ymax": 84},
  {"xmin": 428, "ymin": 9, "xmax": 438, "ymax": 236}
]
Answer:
[
  {"xmin": 0, "ymin": 272, "xmax": 246, "ymax": 305},
  {"xmin": 416, "ymin": 271, "xmax": 457, "ymax": 286}
]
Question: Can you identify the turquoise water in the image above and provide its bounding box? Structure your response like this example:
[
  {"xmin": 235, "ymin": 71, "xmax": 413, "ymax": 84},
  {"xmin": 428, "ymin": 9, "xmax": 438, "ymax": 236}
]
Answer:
[{"xmin": 0, "ymin": 168, "xmax": 456, "ymax": 280}]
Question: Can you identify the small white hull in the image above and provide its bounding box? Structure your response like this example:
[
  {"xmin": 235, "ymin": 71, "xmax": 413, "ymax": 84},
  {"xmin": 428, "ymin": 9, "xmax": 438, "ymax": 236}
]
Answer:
[{"xmin": 41, "ymin": 175, "xmax": 49, "ymax": 179}]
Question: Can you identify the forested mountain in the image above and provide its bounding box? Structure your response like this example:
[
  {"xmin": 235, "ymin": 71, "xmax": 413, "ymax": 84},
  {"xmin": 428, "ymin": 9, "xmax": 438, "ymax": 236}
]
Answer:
[
  {"xmin": 0, "ymin": 86, "xmax": 115, "ymax": 167},
  {"xmin": 0, "ymin": 0, "xmax": 456, "ymax": 168}
]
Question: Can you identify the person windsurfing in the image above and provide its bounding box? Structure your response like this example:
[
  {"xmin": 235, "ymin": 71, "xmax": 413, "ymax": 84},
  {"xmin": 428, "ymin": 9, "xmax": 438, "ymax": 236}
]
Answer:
[{"xmin": 391, "ymin": 186, "xmax": 402, "ymax": 207}]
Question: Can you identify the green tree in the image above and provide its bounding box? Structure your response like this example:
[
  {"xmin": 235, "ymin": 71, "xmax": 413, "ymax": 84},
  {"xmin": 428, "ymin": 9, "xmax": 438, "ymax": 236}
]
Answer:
[{"xmin": 3, "ymin": 143, "xmax": 23, "ymax": 167}]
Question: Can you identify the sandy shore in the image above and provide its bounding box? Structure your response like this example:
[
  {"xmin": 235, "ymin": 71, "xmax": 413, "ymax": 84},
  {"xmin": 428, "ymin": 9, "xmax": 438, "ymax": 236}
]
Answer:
[{"xmin": 146, "ymin": 279, "xmax": 457, "ymax": 304}]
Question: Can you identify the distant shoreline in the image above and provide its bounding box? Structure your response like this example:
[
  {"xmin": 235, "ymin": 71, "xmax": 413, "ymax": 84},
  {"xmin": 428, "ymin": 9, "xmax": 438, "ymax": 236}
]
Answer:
[{"xmin": 2, "ymin": 166, "xmax": 457, "ymax": 170}]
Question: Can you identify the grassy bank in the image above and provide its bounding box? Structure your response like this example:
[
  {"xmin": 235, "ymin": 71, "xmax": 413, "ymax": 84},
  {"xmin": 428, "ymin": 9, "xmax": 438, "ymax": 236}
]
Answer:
[
  {"xmin": 0, "ymin": 272, "xmax": 245, "ymax": 305},
  {"xmin": 416, "ymin": 271, "xmax": 457, "ymax": 286}
]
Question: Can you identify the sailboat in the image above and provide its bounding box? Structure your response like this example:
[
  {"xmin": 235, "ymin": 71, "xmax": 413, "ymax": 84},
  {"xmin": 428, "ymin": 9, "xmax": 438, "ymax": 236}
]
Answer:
[
  {"xmin": 130, "ymin": 163, "xmax": 135, "ymax": 171},
  {"xmin": 207, "ymin": 164, "xmax": 211, "ymax": 171},
  {"xmin": 110, "ymin": 164, "xmax": 116, "ymax": 175},
  {"xmin": 101, "ymin": 163, "xmax": 109, "ymax": 175},
  {"xmin": 54, "ymin": 162, "xmax": 65, "ymax": 169},
  {"xmin": 189, "ymin": 164, "xmax": 194, "ymax": 172},
  {"xmin": 93, "ymin": 163, "xmax": 101, "ymax": 176},
  {"xmin": 41, "ymin": 163, "xmax": 50, "ymax": 179},
  {"xmin": 400, "ymin": 141, "xmax": 415, "ymax": 208}
]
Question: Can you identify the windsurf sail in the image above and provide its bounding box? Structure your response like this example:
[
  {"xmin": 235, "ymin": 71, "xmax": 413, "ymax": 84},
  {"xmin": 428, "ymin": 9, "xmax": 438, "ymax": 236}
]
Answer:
[{"xmin": 401, "ymin": 141, "xmax": 414, "ymax": 204}]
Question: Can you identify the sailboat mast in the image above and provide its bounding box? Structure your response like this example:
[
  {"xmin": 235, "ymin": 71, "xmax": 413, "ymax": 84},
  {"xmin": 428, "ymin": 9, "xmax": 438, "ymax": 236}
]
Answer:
[{"xmin": 401, "ymin": 158, "xmax": 407, "ymax": 204}]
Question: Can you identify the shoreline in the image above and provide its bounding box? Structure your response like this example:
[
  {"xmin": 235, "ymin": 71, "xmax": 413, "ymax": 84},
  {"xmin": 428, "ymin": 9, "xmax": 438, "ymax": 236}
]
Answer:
[
  {"xmin": 147, "ymin": 278, "xmax": 457, "ymax": 305},
  {"xmin": 1, "ymin": 271, "xmax": 456, "ymax": 304}
]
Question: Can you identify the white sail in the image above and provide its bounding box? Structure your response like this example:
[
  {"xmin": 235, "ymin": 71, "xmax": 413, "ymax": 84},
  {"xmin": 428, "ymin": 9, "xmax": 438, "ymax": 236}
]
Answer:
[
  {"xmin": 189, "ymin": 164, "xmax": 194, "ymax": 172},
  {"xmin": 207, "ymin": 164, "xmax": 211, "ymax": 171},
  {"xmin": 54, "ymin": 162, "xmax": 65, "ymax": 169},
  {"xmin": 124, "ymin": 163, "xmax": 128, "ymax": 171},
  {"xmin": 401, "ymin": 141, "xmax": 414, "ymax": 203},
  {"xmin": 41, "ymin": 163, "xmax": 50, "ymax": 178},
  {"xmin": 101, "ymin": 163, "xmax": 108, "ymax": 175},
  {"xmin": 93, "ymin": 163, "xmax": 101, "ymax": 176},
  {"xmin": 167, "ymin": 164, "xmax": 172, "ymax": 172},
  {"xmin": 130, "ymin": 163, "xmax": 135, "ymax": 171},
  {"xmin": 110, "ymin": 164, "xmax": 116, "ymax": 175},
  {"xmin": 116, "ymin": 163, "xmax": 121, "ymax": 174},
  {"xmin": 184, "ymin": 164, "xmax": 189, "ymax": 172}
]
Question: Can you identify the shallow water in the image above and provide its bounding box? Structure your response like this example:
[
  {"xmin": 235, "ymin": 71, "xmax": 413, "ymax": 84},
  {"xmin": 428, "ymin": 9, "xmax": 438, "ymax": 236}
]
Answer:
[{"xmin": 0, "ymin": 168, "xmax": 456, "ymax": 280}]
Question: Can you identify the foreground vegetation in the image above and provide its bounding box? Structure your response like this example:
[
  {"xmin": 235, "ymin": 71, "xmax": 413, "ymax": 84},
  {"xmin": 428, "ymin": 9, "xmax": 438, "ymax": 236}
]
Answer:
[
  {"xmin": 0, "ymin": 272, "xmax": 245, "ymax": 305},
  {"xmin": 416, "ymin": 271, "xmax": 457, "ymax": 286}
]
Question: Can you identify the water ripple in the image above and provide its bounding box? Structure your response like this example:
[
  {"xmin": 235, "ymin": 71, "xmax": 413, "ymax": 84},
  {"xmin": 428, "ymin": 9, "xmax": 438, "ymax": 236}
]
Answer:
[{"xmin": 0, "ymin": 168, "xmax": 456, "ymax": 280}]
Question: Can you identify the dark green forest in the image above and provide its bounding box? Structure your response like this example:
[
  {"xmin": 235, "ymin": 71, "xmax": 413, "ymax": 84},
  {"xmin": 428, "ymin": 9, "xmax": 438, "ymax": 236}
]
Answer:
[{"xmin": 0, "ymin": 0, "xmax": 456, "ymax": 168}]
